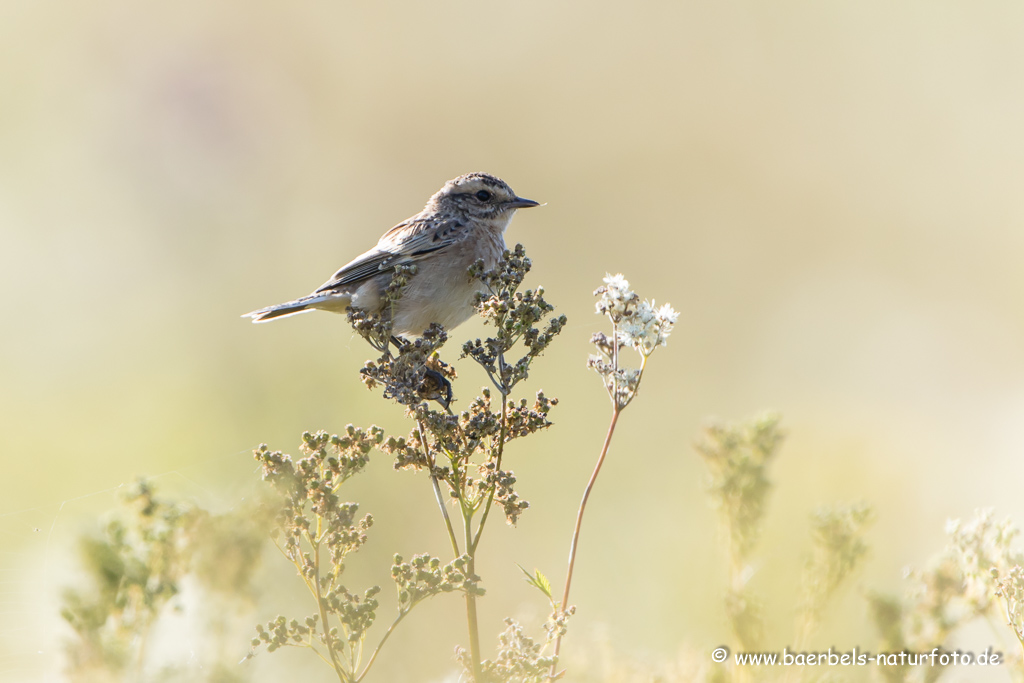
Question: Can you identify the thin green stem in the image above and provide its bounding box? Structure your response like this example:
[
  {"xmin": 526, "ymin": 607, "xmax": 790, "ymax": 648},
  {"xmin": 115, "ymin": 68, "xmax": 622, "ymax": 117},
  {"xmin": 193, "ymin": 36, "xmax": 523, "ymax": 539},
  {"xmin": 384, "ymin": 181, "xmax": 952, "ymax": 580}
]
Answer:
[
  {"xmin": 472, "ymin": 390, "xmax": 508, "ymax": 554},
  {"xmin": 417, "ymin": 409, "xmax": 481, "ymax": 677},
  {"xmin": 273, "ymin": 539, "xmax": 322, "ymax": 608},
  {"xmin": 463, "ymin": 504, "xmax": 483, "ymax": 680},
  {"xmin": 610, "ymin": 322, "xmax": 620, "ymax": 409},
  {"xmin": 432, "ymin": 474, "xmax": 461, "ymax": 557},
  {"xmin": 132, "ymin": 596, "xmax": 148, "ymax": 683},
  {"xmin": 313, "ymin": 538, "xmax": 350, "ymax": 683},
  {"xmin": 456, "ymin": 344, "xmax": 511, "ymax": 680},
  {"xmin": 417, "ymin": 418, "xmax": 462, "ymax": 558},
  {"xmin": 354, "ymin": 609, "xmax": 410, "ymax": 683},
  {"xmin": 485, "ymin": 366, "xmax": 505, "ymax": 396},
  {"xmin": 989, "ymin": 601, "xmax": 1024, "ymax": 660},
  {"xmin": 305, "ymin": 641, "xmax": 336, "ymax": 668}
]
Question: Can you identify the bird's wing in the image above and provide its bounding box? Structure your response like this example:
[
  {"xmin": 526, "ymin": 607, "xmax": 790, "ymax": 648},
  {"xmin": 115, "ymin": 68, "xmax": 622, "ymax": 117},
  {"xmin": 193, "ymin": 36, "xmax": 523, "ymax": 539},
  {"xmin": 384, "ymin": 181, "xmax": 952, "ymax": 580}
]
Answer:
[{"xmin": 314, "ymin": 216, "xmax": 466, "ymax": 293}]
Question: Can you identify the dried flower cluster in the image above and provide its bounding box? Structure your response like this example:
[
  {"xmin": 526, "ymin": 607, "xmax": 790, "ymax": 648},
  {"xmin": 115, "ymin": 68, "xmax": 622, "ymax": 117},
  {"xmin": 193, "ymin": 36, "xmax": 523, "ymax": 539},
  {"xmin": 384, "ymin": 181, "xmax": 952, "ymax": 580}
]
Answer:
[
  {"xmin": 695, "ymin": 414, "xmax": 784, "ymax": 650},
  {"xmin": 797, "ymin": 503, "xmax": 873, "ymax": 645},
  {"xmin": 61, "ymin": 481, "xmax": 268, "ymax": 682},
  {"xmin": 456, "ymin": 617, "xmax": 567, "ymax": 683},
  {"xmin": 463, "ymin": 244, "xmax": 566, "ymax": 396},
  {"xmin": 366, "ymin": 245, "xmax": 564, "ymax": 529},
  {"xmin": 252, "ymin": 428, "xmax": 385, "ymax": 676},
  {"xmin": 946, "ymin": 509, "xmax": 1021, "ymax": 612},
  {"xmin": 868, "ymin": 509, "xmax": 1024, "ymax": 682},
  {"xmin": 391, "ymin": 553, "xmax": 482, "ymax": 609},
  {"xmin": 696, "ymin": 414, "xmax": 783, "ymax": 570},
  {"xmin": 695, "ymin": 415, "xmax": 873, "ymax": 665},
  {"xmin": 360, "ymin": 323, "xmax": 456, "ymax": 407},
  {"xmin": 250, "ymin": 245, "xmax": 568, "ymax": 682},
  {"xmin": 347, "ymin": 263, "xmax": 419, "ymax": 354}
]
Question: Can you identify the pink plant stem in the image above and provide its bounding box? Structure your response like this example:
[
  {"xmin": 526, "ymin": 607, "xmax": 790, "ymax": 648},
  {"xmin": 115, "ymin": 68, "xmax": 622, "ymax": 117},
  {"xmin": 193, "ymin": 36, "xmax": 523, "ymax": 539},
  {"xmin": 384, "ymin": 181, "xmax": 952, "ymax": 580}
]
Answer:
[{"xmin": 551, "ymin": 405, "xmax": 622, "ymax": 674}]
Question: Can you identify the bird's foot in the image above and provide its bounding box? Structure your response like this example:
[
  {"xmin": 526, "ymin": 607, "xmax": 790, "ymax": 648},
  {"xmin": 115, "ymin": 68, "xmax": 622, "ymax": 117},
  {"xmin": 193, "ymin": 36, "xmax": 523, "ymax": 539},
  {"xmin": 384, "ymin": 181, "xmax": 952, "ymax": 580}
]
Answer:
[{"xmin": 419, "ymin": 368, "xmax": 453, "ymax": 409}]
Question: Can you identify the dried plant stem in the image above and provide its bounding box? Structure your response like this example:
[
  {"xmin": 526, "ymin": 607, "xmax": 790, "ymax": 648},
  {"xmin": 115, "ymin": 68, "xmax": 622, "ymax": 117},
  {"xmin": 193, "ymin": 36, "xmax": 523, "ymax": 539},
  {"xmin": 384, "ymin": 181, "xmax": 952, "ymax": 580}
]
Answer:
[{"xmin": 552, "ymin": 404, "xmax": 622, "ymax": 672}]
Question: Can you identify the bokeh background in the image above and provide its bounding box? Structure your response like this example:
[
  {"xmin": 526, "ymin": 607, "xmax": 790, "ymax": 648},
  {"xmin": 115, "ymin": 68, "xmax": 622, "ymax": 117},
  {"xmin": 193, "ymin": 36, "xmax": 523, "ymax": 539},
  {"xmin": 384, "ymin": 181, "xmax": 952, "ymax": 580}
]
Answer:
[{"xmin": 3, "ymin": 1, "xmax": 1024, "ymax": 681}]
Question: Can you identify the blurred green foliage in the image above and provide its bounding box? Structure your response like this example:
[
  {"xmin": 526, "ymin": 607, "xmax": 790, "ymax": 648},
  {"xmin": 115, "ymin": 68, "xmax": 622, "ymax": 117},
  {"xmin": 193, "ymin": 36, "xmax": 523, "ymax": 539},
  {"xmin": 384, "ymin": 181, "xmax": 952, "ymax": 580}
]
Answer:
[{"xmin": 61, "ymin": 480, "xmax": 269, "ymax": 683}]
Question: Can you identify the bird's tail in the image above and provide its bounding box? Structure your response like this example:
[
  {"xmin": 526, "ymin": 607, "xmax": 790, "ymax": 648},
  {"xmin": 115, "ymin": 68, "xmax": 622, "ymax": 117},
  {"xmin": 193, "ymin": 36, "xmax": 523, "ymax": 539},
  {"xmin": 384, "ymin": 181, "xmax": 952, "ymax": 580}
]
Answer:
[
  {"xmin": 243, "ymin": 291, "xmax": 352, "ymax": 323},
  {"xmin": 242, "ymin": 299, "xmax": 316, "ymax": 323}
]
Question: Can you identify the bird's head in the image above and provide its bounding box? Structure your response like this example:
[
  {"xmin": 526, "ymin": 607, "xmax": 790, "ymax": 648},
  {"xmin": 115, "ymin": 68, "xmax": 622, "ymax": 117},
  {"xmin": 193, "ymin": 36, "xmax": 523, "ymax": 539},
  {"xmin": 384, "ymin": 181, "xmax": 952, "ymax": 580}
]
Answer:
[{"xmin": 427, "ymin": 173, "xmax": 540, "ymax": 224}]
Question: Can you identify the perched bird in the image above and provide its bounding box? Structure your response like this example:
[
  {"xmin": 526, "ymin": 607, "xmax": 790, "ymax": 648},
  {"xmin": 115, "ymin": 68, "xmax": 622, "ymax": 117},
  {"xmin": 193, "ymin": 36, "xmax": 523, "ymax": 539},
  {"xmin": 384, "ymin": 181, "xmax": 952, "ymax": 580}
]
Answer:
[{"xmin": 243, "ymin": 172, "xmax": 539, "ymax": 336}]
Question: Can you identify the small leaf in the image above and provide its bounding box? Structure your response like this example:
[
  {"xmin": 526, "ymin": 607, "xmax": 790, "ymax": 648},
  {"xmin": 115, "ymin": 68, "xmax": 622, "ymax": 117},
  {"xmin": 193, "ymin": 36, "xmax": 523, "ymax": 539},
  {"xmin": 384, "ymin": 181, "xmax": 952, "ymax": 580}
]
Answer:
[
  {"xmin": 533, "ymin": 569, "xmax": 553, "ymax": 598},
  {"xmin": 516, "ymin": 564, "xmax": 553, "ymax": 600}
]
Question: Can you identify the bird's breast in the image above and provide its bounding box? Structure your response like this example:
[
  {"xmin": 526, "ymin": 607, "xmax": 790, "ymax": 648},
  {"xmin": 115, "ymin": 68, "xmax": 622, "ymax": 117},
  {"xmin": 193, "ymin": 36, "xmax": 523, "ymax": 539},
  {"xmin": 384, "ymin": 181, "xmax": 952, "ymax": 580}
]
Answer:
[{"xmin": 390, "ymin": 228, "xmax": 506, "ymax": 336}]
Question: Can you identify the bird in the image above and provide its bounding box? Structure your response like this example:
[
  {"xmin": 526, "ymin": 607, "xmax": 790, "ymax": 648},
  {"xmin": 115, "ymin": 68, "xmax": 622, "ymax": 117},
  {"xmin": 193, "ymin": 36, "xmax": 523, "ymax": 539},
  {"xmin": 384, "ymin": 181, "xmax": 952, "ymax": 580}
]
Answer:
[{"xmin": 243, "ymin": 172, "xmax": 540, "ymax": 336}]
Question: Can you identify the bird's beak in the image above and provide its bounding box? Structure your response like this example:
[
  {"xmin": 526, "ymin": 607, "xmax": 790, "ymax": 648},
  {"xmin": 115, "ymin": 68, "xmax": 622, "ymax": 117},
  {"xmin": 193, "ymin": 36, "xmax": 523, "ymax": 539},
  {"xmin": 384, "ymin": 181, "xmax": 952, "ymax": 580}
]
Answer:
[{"xmin": 507, "ymin": 196, "xmax": 541, "ymax": 210}]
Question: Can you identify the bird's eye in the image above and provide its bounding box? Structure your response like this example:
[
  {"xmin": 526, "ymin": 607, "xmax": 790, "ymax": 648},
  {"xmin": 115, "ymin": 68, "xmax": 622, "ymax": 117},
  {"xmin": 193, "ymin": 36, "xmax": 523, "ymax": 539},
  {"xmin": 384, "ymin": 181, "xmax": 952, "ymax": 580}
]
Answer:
[{"xmin": 475, "ymin": 190, "xmax": 492, "ymax": 201}]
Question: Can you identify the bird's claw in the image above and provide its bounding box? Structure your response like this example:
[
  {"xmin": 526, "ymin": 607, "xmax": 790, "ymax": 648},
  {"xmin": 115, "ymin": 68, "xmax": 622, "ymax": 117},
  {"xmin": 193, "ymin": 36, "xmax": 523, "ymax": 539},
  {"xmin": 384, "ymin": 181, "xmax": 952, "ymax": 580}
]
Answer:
[{"xmin": 419, "ymin": 368, "xmax": 453, "ymax": 409}]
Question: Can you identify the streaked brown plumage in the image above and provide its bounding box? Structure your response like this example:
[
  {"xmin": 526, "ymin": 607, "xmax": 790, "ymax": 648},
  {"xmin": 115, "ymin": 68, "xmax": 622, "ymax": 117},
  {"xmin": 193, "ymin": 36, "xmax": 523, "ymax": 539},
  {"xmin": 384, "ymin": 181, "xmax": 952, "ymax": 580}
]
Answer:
[{"xmin": 243, "ymin": 173, "xmax": 539, "ymax": 335}]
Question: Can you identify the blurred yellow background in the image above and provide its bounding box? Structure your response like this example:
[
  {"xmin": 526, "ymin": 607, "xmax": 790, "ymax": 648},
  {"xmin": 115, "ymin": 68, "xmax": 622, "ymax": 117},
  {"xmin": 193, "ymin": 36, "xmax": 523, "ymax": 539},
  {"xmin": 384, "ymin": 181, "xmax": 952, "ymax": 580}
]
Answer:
[{"xmin": 3, "ymin": 1, "xmax": 1024, "ymax": 681}]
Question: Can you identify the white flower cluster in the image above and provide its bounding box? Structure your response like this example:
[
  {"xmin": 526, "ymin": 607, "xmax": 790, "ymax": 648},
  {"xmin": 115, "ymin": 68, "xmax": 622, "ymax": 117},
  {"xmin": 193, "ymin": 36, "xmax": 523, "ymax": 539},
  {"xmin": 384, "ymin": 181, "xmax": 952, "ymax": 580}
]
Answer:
[
  {"xmin": 589, "ymin": 273, "xmax": 678, "ymax": 409},
  {"xmin": 946, "ymin": 509, "xmax": 1022, "ymax": 611},
  {"xmin": 595, "ymin": 273, "xmax": 635, "ymax": 317},
  {"xmin": 594, "ymin": 273, "xmax": 678, "ymax": 356}
]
